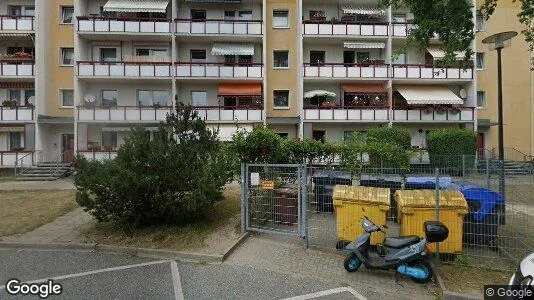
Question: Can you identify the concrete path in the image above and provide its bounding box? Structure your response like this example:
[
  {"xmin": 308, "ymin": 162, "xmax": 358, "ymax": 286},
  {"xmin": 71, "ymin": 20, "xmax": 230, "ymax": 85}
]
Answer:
[{"xmin": 0, "ymin": 178, "xmax": 75, "ymax": 190}]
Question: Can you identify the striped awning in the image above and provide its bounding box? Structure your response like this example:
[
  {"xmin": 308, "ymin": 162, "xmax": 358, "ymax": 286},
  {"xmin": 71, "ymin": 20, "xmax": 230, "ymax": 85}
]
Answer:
[
  {"xmin": 218, "ymin": 83, "xmax": 262, "ymax": 96},
  {"xmin": 0, "ymin": 127, "xmax": 24, "ymax": 132},
  {"xmin": 103, "ymin": 0, "xmax": 169, "ymax": 13},
  {"xmin": 344, "ymin": 42, "xmax": 385, "ymax": 49},
  {"xmin": 342, "ymin": 6, "xmax": 386, "ymax": 15},
  {"xmin": 427, "ymin": 47, "xmax": 470, "ymax": 60},
  {"xmin": 211, "ymin": 43, "xmax": 255, "ymax": 56},
  {"xmin": 396, "ymin": 86, "xmax": 463, "ymax": 105},
  {"xmin": 0, "ymin": 82, "xmax": 34, "ymax": 89}
]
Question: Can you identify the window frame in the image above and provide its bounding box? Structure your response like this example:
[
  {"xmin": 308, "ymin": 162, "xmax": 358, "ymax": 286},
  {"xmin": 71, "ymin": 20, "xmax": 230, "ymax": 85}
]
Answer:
[
  {"xmin": 101, "ymin": 131, "xmax": 118, "ymax": 149},
  {"xmin": 190, "ymin": 49, "xmax": 207, "ymax": 62},
  {"xmin": 101, "ymin": 90, "xmax": 118, "ymax": 107},
  {"xmin": 273, "ymin": 50, "xmax": 289, "ymax": 69},
  {"xmin": 60, "ymin": 6, "xmax": 74, "ymax": 24},
  {"xmin": 272, "ymin": 10, "xmax": 289, "ymax": 29},
  {"xmin": 8, "ymin": 132, "xmax": 24, "ymax": 150},
  {"xmin": 273, "ymin": 90, "xmax": 290, "ymax": 109},
  {"xmin": 191, "ymin": 9, "xmax": 207, "ymax": 21},
  {"xmin": 477, "ymin": 91, "xmax": 487, "ymax": 109},
  {"xmin": 476, "ymin": 10, "xmax": 486, "ymax": 32},
  {"xmin": 59, "ymin": 89, "xmax": 74, "ymax": 108},
  {"xmin": 60, "ymin": 47, "xmax": 74, "ymax": 66},
  {"xmin": 476, "ymin": 52, "xmax": 485, "ymax": 70},
  {"xmin": 191, "ymin": 90, "xmax": 208, "ymax": 107},
  {"xmin": 99, "ymin": 48, "xmax": 118, "ymax": 62}
]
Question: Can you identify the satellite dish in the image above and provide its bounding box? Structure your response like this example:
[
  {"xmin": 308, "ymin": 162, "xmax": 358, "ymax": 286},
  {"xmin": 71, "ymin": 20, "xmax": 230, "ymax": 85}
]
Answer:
[
  {"xmin": 459, "ymin": 89, "xmax": 467, "ymax": 99},
  {"xmin": 84, "ymin": 94, "xmax": 96, "ymax": 103},
  {"xmin": 27, "ymin": 96, "xmax": 35, "ymax": 105}
]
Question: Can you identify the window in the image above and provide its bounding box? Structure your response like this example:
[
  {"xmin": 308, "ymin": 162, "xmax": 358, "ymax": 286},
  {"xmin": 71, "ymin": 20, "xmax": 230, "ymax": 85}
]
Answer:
[
  {"xmin": 9, "ymin": 89, "xmax": 34, "ymax": 106},
  {"xmin": 9, "ymin": 6, "xmax": 34, "ymax": 16},
  {"xmin": 191, "ymin": 91, "xmax": 207, "ymax": 106},
  {"xmin": 273, "ymin": 90, "xmax": 289, "ymax": 108},
  {"xmin": 137, "ymin": 90, "xmax": 169, "ymax": 106},
  {"xmin": 476, "ymin": 10, "xmax": 486, "ymax": 32},
  {"xmin": 476, "ymin": 52, "xmax": 485, "ymax": 69},
  {"xmin": 273, "ymin": 50, "xmax": 289, "ymax": 68},
  {"xmin": 153, "ymin": 91, "xmax": 169, "ymax": 106},
  {"xmin": 309, "ymin": 51, "xmax": 325, "ymax": 66},
  {"xmin": 190, "ymin": 50, "xmax": 206, "ymax": 62},
  {"xmin": 101, "ymin": 132, "xmax": 118, "ymax": 149},
  {"xmin": 101, "ymin": 90, "xmax": 117, "ymax": 107},
  {"xmin": 224, "ymin": 11, "xmax": 237, "ymax": 20},
  {"xmin": 356, "ymin": 52, "xmax": 370, "ymax": 63},
  {"xmin": 100, "ymin": 48, "xmax": 117, "ymax": 62},
  {"xmin": 138, "ymin": 90, "xmax": 151, "ymax": 106},
  {"xmin": 312, "ymin": 130, "xmax": 326, "ymax": 143},
  {"xmin": 276, "ymin": 133, "xmax": 289, "ymax": 138},
  {"xmin": 9, "ymin": 132, "xmax": 23, "ymax": 150},
  {"xmin": 272, "ymin": 10, "xmax": 289, "ymax": 28},
  {"xmin": 61, "ymin": 6, "xmax": 74, "ymax": 24},
  {"xmin": 393, "ymin": 52, "xmax": 406, "ymax": 65},
  {"xmin": 239, "ymin": 11, "xmax": 253, "ymax": 20},
  {"xmin": 136, "ymin": 49, "xmax": 168, "ymax": 60},
  {"xmin": 61, "ymin": 48, "xmax": 74, "ymax": 66},
  {"xmin": 393, "ymin": 13, "xmax": 406, "ymax": 23},
  {"xmin": 477, "ymin": 91, "xmax": 487, "ymax": 109},
  {"xmin": 343, "ymin": 51, "xmax": 355, "ymax": 65},
  {"xmin": 191, "ymin": 10, "xmax": 206, "ymax": 20},
  {"xmin": 60, "ymin": 90, "xmax": 74, "ymax": 107}
]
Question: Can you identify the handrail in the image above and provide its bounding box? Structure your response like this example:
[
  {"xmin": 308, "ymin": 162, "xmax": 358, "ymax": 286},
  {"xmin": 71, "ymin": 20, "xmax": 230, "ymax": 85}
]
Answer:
[
  {"xmin": 304, "ymin": 105, "xmax": 388, "ymax": 109},
  {"xmin": 14, "ymin": 150, "xmax": 37, "ymax": 177},
  {"xmin": 77, "ymin": 60, "xmax": 172, "ymax": 65},
  {"xmin": 0, "ymin": 15, "xmax": 35, "ymax": 19},
  {"xmin": 175, "ymin": 18, "xmax": 263, "ymax": 23},
  {"xmin": 175, "ymin": 61, "xmax": 264, "ymax": 66},
  {"xmin": 303, "ymin": 62, "xmax": 388, "ymax": 67},
  {"xmin": 302, "ymin": 20, "xmax": 388, "ymax": 25},
  {"xmin": 77, "ymin": 16, "xmax": 171, "ymax": 21},
  {"xmin": 0, "ymin": 59, "xmax": 35, "ymax": 63}
]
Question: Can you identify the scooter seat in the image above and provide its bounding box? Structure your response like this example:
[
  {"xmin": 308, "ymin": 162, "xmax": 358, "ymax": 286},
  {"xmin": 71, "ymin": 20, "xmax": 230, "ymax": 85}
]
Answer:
[{"xmin": 384, "ymin": 236, "xmax": 420, "ymax": 249}]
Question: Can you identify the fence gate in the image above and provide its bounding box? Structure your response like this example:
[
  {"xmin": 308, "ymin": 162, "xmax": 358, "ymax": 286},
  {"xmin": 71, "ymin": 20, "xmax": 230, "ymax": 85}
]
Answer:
[{"xmin": 241, "ymin": 164, "xmax": 307, "ymax": 240}]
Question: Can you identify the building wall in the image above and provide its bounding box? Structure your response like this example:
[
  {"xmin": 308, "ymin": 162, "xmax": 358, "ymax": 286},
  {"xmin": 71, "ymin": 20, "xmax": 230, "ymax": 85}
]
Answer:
[
  {"xmin": 39, "ymin": 124, "xmax": 74, "ymax": 161},
  {"xmin": 87, "ymin": 41, "xmax": 172, "ymax": 61}
]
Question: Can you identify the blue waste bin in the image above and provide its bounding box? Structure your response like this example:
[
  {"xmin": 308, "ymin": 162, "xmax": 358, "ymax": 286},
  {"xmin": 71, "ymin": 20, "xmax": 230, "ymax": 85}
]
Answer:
[{"xmin": 405, "ymin": 176, "xmax": 453, "ymax": 190}]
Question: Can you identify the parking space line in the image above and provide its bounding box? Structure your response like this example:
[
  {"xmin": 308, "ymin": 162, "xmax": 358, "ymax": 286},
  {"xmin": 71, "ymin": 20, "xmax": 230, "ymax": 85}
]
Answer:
[
  {"xmin": 0, "ymin": 260, "xmax": 171, "ymax": 291},
  {"xmin": 170, "ymin": 261, "xmax": 184, "ymax": 300},
  {"xmin": 280, "ymin": 287, "xmax": 367, "ymax": 300}
]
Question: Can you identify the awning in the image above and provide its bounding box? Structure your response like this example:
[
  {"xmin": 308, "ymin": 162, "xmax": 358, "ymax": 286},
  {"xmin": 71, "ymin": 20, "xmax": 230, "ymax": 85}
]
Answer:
[
  {"xmin": 396, "ymin": 86, "xmax": 463, "ymax": 105},
  {"xmin": 342, "ymin": 6, "xmax": 386, "ymax": 15},
  {"xmin": 427, "ymin": 47, "xmax": 470, "ymax": 60},
  {"xmin": 0, "ymin": 82, "xmax": 34, "ymax": 89},
  {"xmin": 103, "ymin": 0, "xmax": 169, "ymax": 13},
  {"xmin": 211, "ymin": 43, "xmax": 255, "ymax": 56},
  {"xmin": 0, "ymin": 127, "xmax": 24, "ymax": 132},
  {"xmin": 344, "ymin": 42, "xmax": 385, "ymax": 49},
  {"xmin": 342, "ymin": 84, "xmax": 385, "ymax": 93},
  {"xmin": 218, "ymin": 83, "xmax": 262, "ymax": 96}
]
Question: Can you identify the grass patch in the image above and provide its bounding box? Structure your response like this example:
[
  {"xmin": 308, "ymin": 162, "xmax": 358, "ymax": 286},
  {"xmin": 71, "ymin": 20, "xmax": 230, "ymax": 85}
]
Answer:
[
  {"xmin": 438, "ymin": 264, "xmax": 510, "ymax": 297},
  {"xmin": 83, "ymin": 186, "xmax": 241, "ymax": 251},
  {"xmin": 0, "ymin": 190, "xmax": 77, "ymax": 236}
]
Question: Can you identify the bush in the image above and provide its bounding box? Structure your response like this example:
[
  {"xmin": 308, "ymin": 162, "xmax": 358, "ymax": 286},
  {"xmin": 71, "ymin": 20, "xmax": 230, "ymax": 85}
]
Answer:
[
  {"xmin": 74, "ymin": 104, "xmax": 233, "ymax": 227},
  {"xmin": 427, "ymin": 129, "xmax": 476, "ymax": 171},
  {"xmin": 366, "ymin": 126, "xmax": 411, "ymax": 149},
  {"xmin": 365, "ymin": 126, "xmax": 412, "ymax": 170},
  {"xmin": 231, "ymin": 126, "xmax": 284, "ymax": 164}
]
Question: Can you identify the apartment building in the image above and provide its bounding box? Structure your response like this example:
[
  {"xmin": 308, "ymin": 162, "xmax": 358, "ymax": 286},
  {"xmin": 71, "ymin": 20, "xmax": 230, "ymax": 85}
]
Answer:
[{"xmin": 0, "ymin": 0, "xmax": 477, "ymax": 168}]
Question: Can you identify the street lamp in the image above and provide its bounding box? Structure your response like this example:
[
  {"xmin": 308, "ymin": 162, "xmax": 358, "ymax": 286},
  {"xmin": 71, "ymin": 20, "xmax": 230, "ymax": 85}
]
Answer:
[{"xmin": 482, "ymin": 31, "xmax": 518, "ymax": 196}]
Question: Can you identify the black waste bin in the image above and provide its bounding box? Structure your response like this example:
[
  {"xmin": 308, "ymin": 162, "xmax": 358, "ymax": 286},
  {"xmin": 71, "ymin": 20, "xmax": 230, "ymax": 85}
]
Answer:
[
  {"xmin": 312, "ymin": 171, "xmax": 351, "ymax": 212},
  {"xmin": 359, "ymin": 174, "xmax": 403, "ymax": 221}
]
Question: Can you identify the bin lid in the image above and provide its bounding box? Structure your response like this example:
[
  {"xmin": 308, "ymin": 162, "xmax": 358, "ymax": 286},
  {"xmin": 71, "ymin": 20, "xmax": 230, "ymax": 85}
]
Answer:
[
  {"xmin": 333, "ymin": 185, "xmax": 390, "ymax": 205},
  {"xmin": 312, "ymin": 171, "xmax": 351, "ymax": 180},
  {"xmin": 405, "ymin": 176, "xmax": 452, "ymax": 189},
  {"xmin": 395, "ymin": 190, "xmax": 467, "ymax": 209},
  {"xmin": 360, "ymin": 174, "xmax": 403, "ymax": 183}
]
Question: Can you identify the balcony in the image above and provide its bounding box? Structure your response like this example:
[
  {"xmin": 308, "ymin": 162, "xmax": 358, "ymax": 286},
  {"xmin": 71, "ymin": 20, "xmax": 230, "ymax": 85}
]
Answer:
[
  {"xmin": 77, "ymin": 61, "xmax": 173, "ymax": 78},
  {"xmin": 77, "ymin": 17, "xmax": 171, "ymax": 34},
  {"xmin": 0, "ymin": 151, "xmax": 33, "ymax": 168},
  {"xmin": 392, "ymin": 107, "xmax": 475, "ymax": 122},
  {"xmin": 193, "ymin": 106, "xmax": 263, "ymax": 122},
  {"xmin": 175, "ymin": 19, "xmax": 262, "ymax": 35},
  {"xmin": 0, "ymin": 15, "xmax": 34, "ymax": 31},
  {"xmin": 302, "ymin": 21, "xmax": 388, "ymax": 36},
  {"xmin": 78, "ymin": 151, "xmax": 117, "ymax": 161},
  {"xmin": 392, "ymin": 23, "xmax": 414, "ymax": 37},
  {"xmin": 303, "ymin": 106, "xmax": 389, "ymax": 121},
  {"xmin": 392, "ymin": 64, "xmax": 473, "ymax": 80},
  {"xmin": 0, "ymin": 106, "xmax": 34, "ymax": 122},
  {"xmin": 0, "ymin": 61, "xmax": 34, "ymax": 78},
  {"xmin": 77, "ymin": 106, "xmax": 173, "ymax": 122},
  {"xmin": 175, "ymin": 62, "xmax": 263, "ymax": 79},
  {"xmin": 303, "ymin": 63, "xmax": 388, "ymax": 79}
]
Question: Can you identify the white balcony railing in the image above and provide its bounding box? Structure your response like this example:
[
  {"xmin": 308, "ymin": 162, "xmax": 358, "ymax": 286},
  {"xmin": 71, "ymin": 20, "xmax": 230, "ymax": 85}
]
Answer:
[
  {"xmin": 77, "ymin": 106, "xmax": 173, "ymax": 122},
  {"xmin": 392, "ymin": 23, "xmax": 414, "ymax": 37},
  {"xmin": 78, "ymin": 151, "xmax": 118, "ymax": 161},
  {"xmin": 303, "ymin": 63, "xmax": 388, "ymax": 79},
  {"xmin": 176, "ymin": 63, "xmax": 263, "ymax": 79},
  {"xmin": 0, "ymin": 61, "xmax": 34, "ymax": 77},
  {"xmin": 176, "ymin": 19, "xmax": 262, "ymax": 35},
  {"xmin": 77, "ymin": 16, "xmax": 171, "ymax": 33},
  {"xmin": 392, "ymin": 64, "xmax": 473, "ymax": 80},
  {"xmin": 193, "ymin": 106, "xmax": 263, "ymax": 122},
  {"xmin": 0, "ymin": 15, "xmax": 34, "ymax": 31},
  {"xmin": 393, "ymin": 107, "xmax": 475, "ymax": 122},
  {"xmin": 0, "ymin": 106, "xmax": 34, "ymax": 121},
  {"xmin": 302, "ymin": 21, "xmax": 388, "ymax": 36},
  {"xmin": 77, "ymin": 61, "xmax": 173, "ymax": 78},
  {"xmin": 303, "ymin": 107, "xmax": 389, "ymax": 121},
  {"xmin": 0, "ymin": 151, "xmax": 33, "ymax": 168}
]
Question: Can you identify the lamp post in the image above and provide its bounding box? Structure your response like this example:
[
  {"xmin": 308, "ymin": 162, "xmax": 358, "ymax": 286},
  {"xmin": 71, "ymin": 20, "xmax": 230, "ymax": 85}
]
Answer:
[{"xmin": 482, "ymin": 31, "xmax": 518, "ymax": 196}]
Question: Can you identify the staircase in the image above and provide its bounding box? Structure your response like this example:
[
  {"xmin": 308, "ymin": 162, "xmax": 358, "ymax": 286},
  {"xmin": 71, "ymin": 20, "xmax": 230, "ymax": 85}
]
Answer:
[
  {"xmin": 15, "ymin": 162, "xmax": 72, "ymax": 181},
  {"xmin": 476, "ymin": 159, "xmax": 534, "ymax": 175}
]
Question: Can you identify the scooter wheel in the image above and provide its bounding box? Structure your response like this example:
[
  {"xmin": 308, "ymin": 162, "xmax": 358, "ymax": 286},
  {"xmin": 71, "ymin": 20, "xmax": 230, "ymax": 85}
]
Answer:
[
  {"xmin": 408, "ymin": 260, "xmax": 434, "ymax": 284},
  {"xmin": 343, "ymin": 253, "xmax": 361, "ymax": 273}
]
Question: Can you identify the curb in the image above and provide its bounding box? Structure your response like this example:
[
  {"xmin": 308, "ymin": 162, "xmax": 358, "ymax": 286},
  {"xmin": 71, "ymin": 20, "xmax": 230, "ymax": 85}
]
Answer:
[
  {"xmin": 435, "ymin": 268, "xmax": 483, "ymax": 300},
  {"xmin": 0, "ymin": 232, "xmax": 251, "ymax": 264}
]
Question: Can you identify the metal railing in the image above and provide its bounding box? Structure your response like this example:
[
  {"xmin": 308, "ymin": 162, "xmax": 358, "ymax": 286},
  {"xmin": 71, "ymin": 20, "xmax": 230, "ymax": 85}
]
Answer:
[
  {"xmin": 77, "ymin": 150, "xmax": 118, "ymax": 161},
  {"xmin": 175, "ymin": 62, "xmax": 264, "ymax": 78},
  {"xmin": 175, "ymin": 18, "xmax": 263, "ymax": 35},
  {"xmin": 77, "ymin": 16, "xmax": 171, "ymax": 33},
  {"xmin": 303, "ymin": 106, "xmax": 389, "ymax": 121},
  {"xmin": 302, "ymin": 20, "xmax": 388, "ymax": 36},
  {"xmin": 0, "ymin": 15, "xmax": 34, "ymax": 31},
  {"xmin": 391, "ymin": 64, "xmax": 474, "ymax": 80},
  {"xmin": 0, "ymin": 60, "xmax": 35, "ymax": 77},
  {"xmin": 392, "ymin": 107, "xmax": 476, "ymax": 122},
  {"xmin": 303, "ymin": 63, "xmax": 389, "ymax": 78},
  {"xmin": 13, "ymin": 150, "xmax": 36, "ymax": 176},
  {"xmin": 77, "ymin": 105, "xmax": 173, "ymax": 122},
  {"xmin": 193, "ymin": 105, "xmax": 263, "ymax": 122},
  {"xmin": 76, "ymin": 61, "xmax": 173, "ymax": 78},
  {"xmin": 391, "ymin": 22, "xmax": 414, "ymax": 36}
]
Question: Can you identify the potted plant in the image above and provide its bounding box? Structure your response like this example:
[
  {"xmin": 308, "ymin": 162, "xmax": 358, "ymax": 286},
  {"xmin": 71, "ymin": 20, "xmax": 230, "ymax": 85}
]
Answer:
[
  {"xmin": 103, "ymin": 144, "xmax": 115, "ymax": 152},
  {"xmin": 2, "ymin": 99, "xmax": 18, "ymax": 109},
  {"xmin": 435, "ymin": 106, "xmax": 447, "ymax": 114},
  {"xmin": 322, "ymin": 100, "xmax": 336, "ymax": 108},
  {"xmin": 423, "ymin": 105, "xmax": 433, "ymax": 114},
  {"xmin": 450, "ymin": 106, "xmax": 461, "ymax": 114}
]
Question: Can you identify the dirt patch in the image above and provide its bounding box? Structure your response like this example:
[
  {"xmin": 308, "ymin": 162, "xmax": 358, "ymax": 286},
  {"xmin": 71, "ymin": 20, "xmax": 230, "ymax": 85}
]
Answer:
[
  {"xmin": 0, "ymin": 190, "xmax": 78, "ymax": 236},
  {"xmin": 438, "ymin": 264, "xmax": 511, "ymax": 298},
  {"xmin": 82, "ymin": 186, "xmax": 242, "ymax": 254}
]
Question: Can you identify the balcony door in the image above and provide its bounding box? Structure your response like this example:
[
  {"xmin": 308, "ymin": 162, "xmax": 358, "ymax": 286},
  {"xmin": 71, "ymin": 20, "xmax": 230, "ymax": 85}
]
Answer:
[
  {"xmin": 61, "ymin": 134, "xmax": 75, "ymax": 163},
  {"xmin": 192, "ymin": 91, "xmax": 207, "ymax": 107},
  {"xmin": 310, "ymin": 51, "xmax": 325, "ymax": 66},
  {"xmin": 343, "ymin": 51, "xmax": 355, "ymax": 65}
]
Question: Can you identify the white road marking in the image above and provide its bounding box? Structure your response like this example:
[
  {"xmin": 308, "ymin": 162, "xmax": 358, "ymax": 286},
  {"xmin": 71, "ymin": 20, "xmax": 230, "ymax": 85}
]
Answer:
[
  {"xmin": 170, "ymin": 261, "xmax": 185, "ymax": 300},
  {"xmin": 0, "ymin": 260, "xmax": 171, "ymax": 291},
  {"xmin": 280, "ymin": 287, "xmax": 368, "ymax": 300}
]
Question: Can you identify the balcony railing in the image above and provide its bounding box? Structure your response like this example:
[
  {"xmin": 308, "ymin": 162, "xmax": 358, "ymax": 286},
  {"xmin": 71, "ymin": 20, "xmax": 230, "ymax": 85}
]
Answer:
[
  {"xmin": 303, "ymin": 21, "xmax": 388, "ymax": 36},
  {"xmin": 176, "ymin": 62, "xmax": 263, "ymax": 78},
  {"xmin": 392, "ymin": 64, "xmax": 473, "ymax": 80},
  {"xmin": 77, "ymin": 16, "xmax": 171, "ymax": 33},
  {"xmin": 77, "ymin": 106, "xmax": 173, "ymax": 122},
  {"xmin": 78, "ymin": 151, "xmax": 117, "ymax": 161},
  {"xmin": 392, "ymin": 107, "xmax": 475, "ymax": 122},
  {"xmin": 392, "ymin": 23, "xmax": 414, "ymax": 37},
  {"xmin": 303, "ymin": 106, "xmax": 389, "ymax": 121},
  {"xmin": 77, "ymin": 61, "xmax": 173, "ymax": 78},
  {"xmin": 193, "ymin": 106, "xmax": 263, "ymax": 122},
  {"xmin": 175, "ymin": 19, "xmax": 262, "ymax": 35},
  {"xmin": 0, "ymin": 15, "xmax": 34, "ymax": 31},
  {"xmin": 0, "ymin": 151, "xmax": 33, "ymax": 167},
  {"xmin": 0, "ymin": 106, "xmax": 34, "ymax": 121},
  {"xmin": 303, "ymin": 63, "xmax": 388, "ymax": 79},
  {"xmin": 0, "ymin": 61, "xmax": 34, "ymax": 77}
]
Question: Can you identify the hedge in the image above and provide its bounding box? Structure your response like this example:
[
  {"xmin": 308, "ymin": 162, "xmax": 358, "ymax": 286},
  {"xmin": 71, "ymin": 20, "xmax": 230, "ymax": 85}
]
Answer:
[
  {"xmin": 427, "ymin": 129, "xmax": 476, "ymax": 171},
  {"xmin": 366, "ymin": 126, "xmax": 411, "ymax": 149}
]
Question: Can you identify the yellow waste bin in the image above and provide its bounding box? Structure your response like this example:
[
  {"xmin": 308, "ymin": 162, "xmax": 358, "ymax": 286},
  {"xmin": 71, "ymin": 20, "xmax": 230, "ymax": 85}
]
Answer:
[
  {"xmin": 333, "ymin": 185, "xmax": 390, "ymax": 246},
  {"xmin": 395, "ymin": 190, "xmax": 468, "ymax": 254}
]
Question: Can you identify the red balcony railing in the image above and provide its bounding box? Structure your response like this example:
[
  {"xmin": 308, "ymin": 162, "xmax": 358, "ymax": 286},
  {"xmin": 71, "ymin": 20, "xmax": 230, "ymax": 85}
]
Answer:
[
  {"xmin": 0, "ymin": 15, "xmax": 34, "ymax": 31},
  {"xmin": 0, "ymin": 150, "xmax": 33, "ymax": 167},
  {"xmin": 77, "ymin": 61, "xmax": 173, "ymax": 78},
  {"xmin": 392, "ymin": 64, "xmax": 473, "ymax": 80},
  {"xmin": 192, "ymin": 105, "xmax": 263, "ymax": 122},
  {"xmin": 0, "ymin": 60, "xmax": 35, "ymax": 77},
  {"xmin": 77, "ymin": 16, "xmax": 171, "ymax": 33},
  {"xmin": 303, "ymin": 63, "xmax": 389, "ymax": 78},
  {"xmin": 175, "ymin": 18, "xmax": 262, "ymax": 35},
  {"xmin": 303, "ymin": 20, "xmax": 388, "ymax": 36},
  {"xmin": 176, "ymin": 62, "xmax": 264, "ymax": 78},
  {"xmin": 0, "ymin": 106, "xmax": 34, "ymax": 121},
  {"xmin": 77, "ymin": 105, "xmax": 173, "ymax": 122},
  {"xmin": 303, "ymin": 106, "xmax": 389, "ymax": 121},
  {"xmin": 392, "ymin": 107, "xmax": 475, "ymax": 122}
]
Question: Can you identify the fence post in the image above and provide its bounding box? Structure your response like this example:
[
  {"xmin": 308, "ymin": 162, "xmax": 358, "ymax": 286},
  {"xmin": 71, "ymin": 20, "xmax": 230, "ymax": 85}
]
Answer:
[
  {"xmin": 240, "ymin": 163, "xmax": 246, "ymax": 233},
  {"xmin": 486, "ymin": 157, "xmax": 490, "ymax": 189},
  {"xmin": 301, "ymin": 164, "xmax": 309, "ymax": 248},
  {"xmin": 462, "ymin": 155, "xmax": 466, "ymax": 177},
  {"xmin": 435, "ymin": 168, "xmax": 440, "ymax": 256}
]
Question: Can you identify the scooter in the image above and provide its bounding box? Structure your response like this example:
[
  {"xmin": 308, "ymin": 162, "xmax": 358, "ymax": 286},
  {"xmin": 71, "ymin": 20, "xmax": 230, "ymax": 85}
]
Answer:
[{"xmin": 343, "ymin": 215, "xmax": 449, "ymax": 284}]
